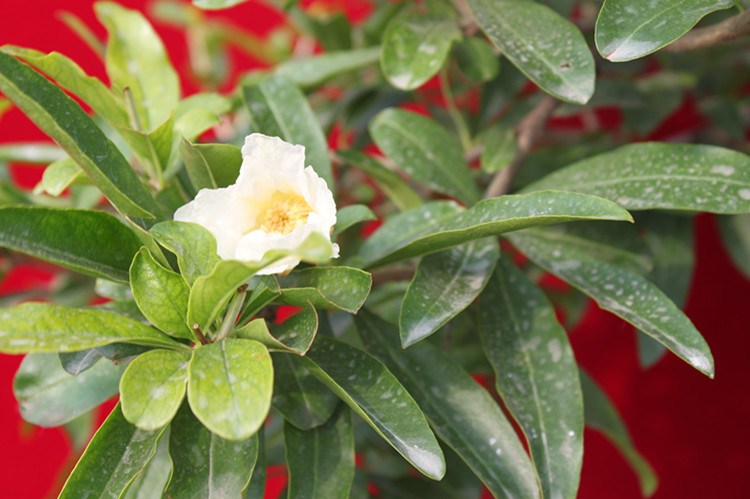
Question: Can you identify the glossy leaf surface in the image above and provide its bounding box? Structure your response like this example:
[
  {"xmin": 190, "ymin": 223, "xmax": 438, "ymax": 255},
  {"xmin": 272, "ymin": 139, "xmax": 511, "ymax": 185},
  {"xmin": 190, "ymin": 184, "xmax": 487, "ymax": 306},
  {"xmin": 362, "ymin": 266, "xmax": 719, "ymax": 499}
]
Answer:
[
  {"xmin": 150, "ymin": 221, "xmax": 220, "ymax": 285},
  {"xmin": 236, "ymin": 308, "xmax": 317, "ymax": 355},
  {"xmin": 277, "ymin": 267, "xmax": 372, "ymax": 313},
  {"xmin": 333, "ymin": 204, "xmax": 377, "ymax": 237},
  {"xmin": 276, "ymin": 47, "xmax": 380, "ymax": 88},
  {"xmin": 272, "ymin": 353, "xmax": 339, "ymax": 430}
]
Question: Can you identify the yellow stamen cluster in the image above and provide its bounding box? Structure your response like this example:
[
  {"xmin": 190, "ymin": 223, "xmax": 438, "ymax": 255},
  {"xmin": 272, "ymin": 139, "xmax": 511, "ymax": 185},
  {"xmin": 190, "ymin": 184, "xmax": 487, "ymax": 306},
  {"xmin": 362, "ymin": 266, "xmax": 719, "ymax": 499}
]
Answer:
[{"xmin": 259, "ymin": 194, "xmax": 312, "ymax": 235}]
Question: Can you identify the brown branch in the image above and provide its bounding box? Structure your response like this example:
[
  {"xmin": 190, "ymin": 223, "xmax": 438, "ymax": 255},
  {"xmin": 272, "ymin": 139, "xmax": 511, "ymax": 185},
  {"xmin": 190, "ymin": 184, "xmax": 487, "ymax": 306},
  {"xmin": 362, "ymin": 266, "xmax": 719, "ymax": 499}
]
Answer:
[
  {"xmin": 483, "ymin": 95, "xmax": 560, "ymax": 199},
  {"xmin": 665, "ymin": 10, "xmax": 750, "ymax": 52}
]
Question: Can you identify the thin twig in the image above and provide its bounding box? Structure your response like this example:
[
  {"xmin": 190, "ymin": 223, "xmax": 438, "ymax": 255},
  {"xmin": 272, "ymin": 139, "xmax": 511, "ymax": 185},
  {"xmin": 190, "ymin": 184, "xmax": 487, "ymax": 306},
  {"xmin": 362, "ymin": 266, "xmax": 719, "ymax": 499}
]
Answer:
[
  {"xmin": 483, "ymin": 95, "xmax": 560, "ymax": 198},
  {"xmin": 665, "ymin": 10, "xmax": 750, "ymax": 52}
]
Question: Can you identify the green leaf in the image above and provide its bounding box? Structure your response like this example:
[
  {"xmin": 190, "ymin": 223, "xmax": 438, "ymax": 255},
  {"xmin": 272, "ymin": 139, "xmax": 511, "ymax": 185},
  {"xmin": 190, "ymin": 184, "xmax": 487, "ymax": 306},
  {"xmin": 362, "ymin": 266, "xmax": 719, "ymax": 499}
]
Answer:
[
  {"xmin": 123, "ymin": 427, "xmax": 172, "ymax": 499},
  {"xmin": 333, "ymin": 204, "xmax": 377, "ymax": 237},
  {"xmin": 453, "ymin": 37, "xmax": 500, "ymax": 83},
  {"xmin": 120, "ymin": 349, "xmax": 191, "ymax": 430},
  {"xmin": 370, "ymin": 108, "xmax": 479, "ymax": 205},
  {"xmin": 96, "ymin": 2, "xmax": 180, "ymax": 130},
  {"xmin": 580, "ymin": 371, "xmax": 657, "ymax": 496},
  {"xmin": 166, "ymin": 402, "xmax": 258, "ymax": 497},
  {"xmin": 302, "ymin": 336, "xmax": 445, "ymax": 480},
  {"xmin": 1, "ymin": 45, "xmax": 129, "ymax": 125},
  {"xmin": 380, "ymin": 16, "xmax": 461, "ymax": 90},
  {"xmin": 130, "ymin": 248, "xmax": 193, "ymax": 339},
  {"xmin": 595, "ymin": 0, "xmax": 734, "ymax": 61},
  {"xmin": 115, "ymin": 116, "xmax": 175, "ymax": 173},
  {"xmin": 187, "ymin": 339, "xmax": 273, "ymax": 441},
  {"xmin": 277, "ymin": 267, "xmax": 372, "ymax": 313},
  {"xmin": 276, "ymin": 47, "xmax": 381, "ymax": 88},
  {"xmin": 150, "ymin": 220, "xmax": 221, "ymax": 285},
  {"xmin": 0, "ymin": 141, "xmax": 68, "ymax": 163},
  {"xmin": 0, "ymin": 51, "xmax": 160, "ymax": 219},
  {"xmin": 718, "ymin": 213, "xmax": 750, "ymax": 280},
  {"xmin": 14, "ymin": 353, "xmax": 125, "ymax": 427},
  {"xmin": 0, "ymin": 206, "xmax": 143, "ymax": 283},
  {"xmin": 479, "ymin": 260, "xmax": 584, "ymax": 499},
  {"xmin": 244, "ymin": 427, "xmax": 266, "ymax": 498},
  {"xmin": 285, "ymin": 406, "xmax": 355, "ymax": 498},
  {"xmin": 508, "ymin": 230, "xmax": 714, "ymax": 377},
  {"xmin": 193, "ymin": 0, "xmax": 249, "ymax": 9},
  {"xmin": 237, "ymin": 305, "xmax": 318, "ymax": 355},
  {"xmin": 0, "ymin": 302, "xmax": 188, "ymax": 354},
  {"xmin": 272, "ymin": 352, "xmax": 339, "ymax": 430},
  {"xmin": 523, "ymin": 143, "xmax": 750, "ymax": 214},
  {"xmin": 59, "ymin": 404, "xmax": 165, "ymax": 499},
  {"xmin": 400, "ymin": 238, "xmax": 498, "ymax": 347},
  {"xmin": 242, "ymin": 75, "xmax": 333, "ymax": 187},
  {"xmin": 59, "ymin": 348, "xmax": 102, "ymax": 376},
  {"xmin": 358, "ymin": 311, "xmax": 540, "ymax": 498},
  {"xmin": 467, "ymin": 0, "xmax": 595, "ymax": 103},
  {"xmin": 359, "ymin": 191, "xmax": 633, "ymax": 268},
  {"xmin": 480, "ymin": 126, "xmax": 516, "ymax": 174},
  {"xmin": 34, "ymin": 158, "xmax": 88, "ymax": 197},
  {"xmin": 337, "ymin": 150, "xmax": 423, "ymax": 212},
  {"xmin": 192, "ymin": 143, "xmax": 242, "ymax": 188}
]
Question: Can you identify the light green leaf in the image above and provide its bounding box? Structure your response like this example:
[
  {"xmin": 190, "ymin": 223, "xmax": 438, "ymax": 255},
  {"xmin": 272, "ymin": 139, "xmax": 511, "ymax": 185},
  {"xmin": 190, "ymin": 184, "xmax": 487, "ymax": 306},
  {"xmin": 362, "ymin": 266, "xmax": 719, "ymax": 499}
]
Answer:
[
  {"xmin": 123, "ymin": 427, "xmax": 172, "ymax": 499},
  {"xmin": 508, "ymin": 230, "xmax": 714, "ymax": 377},
  {"xmin": 0, "ymin": 302, "xmax": 188, "ymax": 354},
  {"xmin": 523, "ymin": 143, "xmax": 750, "ymax": 214},
  {"xmin": 179, "ymin": 139, "xmax": 229, "ymax": 191},
  {"xmin": 193, "ymin": 0, "xmax": 249, "ymax": 9},
  {"xmin": 14, "ymin": 353, "xmax": 125, "ymax": 427},
  {"xmin": 96, "ymin": 2, "xmax": 180, "ymax": 130},
  {"xmin": 580, "ymin": 371, "xmax": 657, "ymax": 496},
  {"xmin": 370, "ymin": 108, "xmax": 479, "ymax": 205},
  {"xmin": 479, "ymin": 260, "xmax": 584, "ymax": 499},
  {"xmin": 480, "ymin": 127, "xmax": 516, "ymax": 174},
  {"xmin": 276, "ymin": 267, "xmax": 372, "ymax": 313},
  {"xmin": 400, "ymin": 238, "xmax": 498, "ymax": 347},
  {"xmin": 301, "ymin": 335, "xmax": 445, "ymax": 480},
  {"xmin": 192, "ymin": 143, "xmax": 242, "ymax": 188},
  {"xmin": 0, "ymin": 206, "xmax": 143, "ymax": 283},
  {"xmin": 359, "ymin": 191, "xmax": 633, "ymax": 268},
  {"xmin": 467, "ymin": 0, "xmax": 595, "ymax": 103},
  {"xmin": 130, "ymin": 248, "xmax": 193, "ymax": 339},
  {"xmin": 595, "ymin": 0, "xmax": 734, "ymax": 61},
  {"xmin": 59, "ymin": 404, "xmax": 165, "ymax": 499},
  {"xmin": 285, "ymin": 406, "xmax": 355, "ymax": 498},
  {"xmin": 453, "ymin": 36, "xmax": 500, "ymax": 83},
  {"xmin": 236, "ymin": 305, "xmax": 318, "ymax": 355},
  {"xmin": 175, "ymin": 92, "xmax": 233, "ymax": 120},
  {"xmin": 187, "ymin": 339, "xmax": 273, "ymax": 441},
  {"xmin": 381, "ymin": 16, "xmax": 461, "ymax": 90},
  {"xmin": 272, "ymin": 352, "xmax": 339, "ymax": 430},
  {"xmin": 0, "ymin": 51, "xmax": 160, "ymax": 219},
  {"xmin": 0, "ymin": 141, "xmax": 68, "ymax": 164},
  {"xmin": 333, "ymin": 204, "xmax": 377, "ymax": 237},
  {"xmin": 358, "ymin": 311, "xmax": 540, "ymax": 498},
  {"xmin": 115, "ymin": 115, "xmax": 175, "ymax": 173},
  {"xmin": 150, "ymin": 220, "xmax": 221, "ymax": 285},
  {"xmin": 120, "ymin": 349, "xmax": 191, "ymax": 430},
  {"xmin": 242, "ymin": 75, "xmax": 332, "ymax": 187},
  {"xmin": 35, "ymin": 158, "xmax": 89, "ymax": 197},
  {"xmin": 276, "ymin": 47, "xmax": 381, "ymax": 88}
]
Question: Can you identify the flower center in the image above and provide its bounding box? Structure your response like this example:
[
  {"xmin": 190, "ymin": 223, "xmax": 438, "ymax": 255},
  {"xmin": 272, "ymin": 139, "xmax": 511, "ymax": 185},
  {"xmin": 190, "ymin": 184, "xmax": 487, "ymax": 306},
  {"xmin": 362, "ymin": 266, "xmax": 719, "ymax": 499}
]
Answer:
[{"xmin": 259, "ymin": 193, "xmax": 312, "ymax": 235}]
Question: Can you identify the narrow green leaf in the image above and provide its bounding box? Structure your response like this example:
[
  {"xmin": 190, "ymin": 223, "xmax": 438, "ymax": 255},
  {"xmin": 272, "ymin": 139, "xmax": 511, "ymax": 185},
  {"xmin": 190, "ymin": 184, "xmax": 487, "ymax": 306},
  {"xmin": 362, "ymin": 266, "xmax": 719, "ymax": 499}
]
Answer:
[
  {"xmin": 243, "ymin": 428, "xmax": 266, "ymax": 498},
  {"xmin": 192, "ymin": 143, "xmax": 242, "ymax": 188},
  {"xmin": 193, "ymin": 0, "xmax": 249, "ymax": 9},
  {"xmin": 301, "ymin": 336, "xmax": 445, "ymax": 480},
  {"xmin": 523, "ymin": 143, "xmax": 750, "ymax": 214},
  {"xmin": 480, "ymin": 127, "xmax": 516, "ymax": 174},
  {"xmin": 370, "ymin": 108, "xmax": 479, "ymax": 205},
  {"xmin": 59, "ymin": 404, "xmax": 165, "ymax": 499},
  {"xmin": 272, "ymin": 352, "xmax": 338, "ymax": 430},
  {"xmin": 120, "ymin": 349, "xmax": 190, "ymax": 430},
  {"xmin": 467, "ymin": 0, "xmax": 595, "ymax": 103},
  {"xmin": 242, "ymin": 75, "xmax": 332, "ymax": 187},
  {"xmin": 595, "ymin": 0, "xmax": 734, "ymax": 61},
  {"xmin": 150, "ymin": 220, "xmax": 221, "ymax": 285},
  {"xmin": 276, "ymin": 267, "xmax": 372, "ymax": 313},
  {"xmin": 276, "ymin": 47, "xmax": 381, "ymax": 88},
  {"xmin": 35, "ymin": 158, "xmax": 88, "ymax": 197},
  {"xmin": 285, "ymin": 406, "xmax": 355, "ymax": 498},
  {"xmin": 0, "ymin": 51, "xmax": 160, "ymax": 219},
  {"xmin": 508, "ymin": 230, "xmax": 714, "ymax": 377},
  {"xmin": 115, "ymin": 115, "xmax": 175, "ymax": 173},
  {"xmin": 130, "ymin": 248, "xmax": 193, "ymax": 339},
  {"xmin": 580, "ymin": 371, "xmax": 657, "ymax": 496},
  {"xmin": 359, "ymin": 191, "xmax": 633, "ymax": 268},
  {"xmin": 187, "ymin": 339, "xmax": 273, "ymax": 441},
  {"xmin": 14, "ymin": 353, "xmax": 125, "ymax": 427},
  {"xmin": 59, "ymin": 348, "xmax": 102, "ymax": 376},
  {"xmin": 358, "ymin": 311, "xmax": 540, "ymax": 498},
  {"xmin": 167, "ymin": 402, "xmax": 258, "ymax": 497},
  {"xmin": 333, "ymin": 204, "xmax": 377, "ymax": 237},
  {"xmin": 0, "ymin": 206, "xmax": 143, "ymax": 283},
  {"xmin": 718, "ymin": 213, "xmax": 750, "ymax": 280},
  {"xmin": 96, "ymin": 2, "xmax": 180, "ymax": 130},
  {"xmin": 381, "ymin": 16, "xmax": 461, "ymax": 90},
  {"xmin": 479, "ymin": 260, "xmax": 584, "ymax": 499},
  {"xmin": 123, "ymin": 427, "xmax": 172, "ymax": 499},
  {"xmin": 400, "ymin": 238, "xmax": 498, "ymax": 347},
  {"xmin": 0, "ymin": 141, "xmax": 68, "ymax": 163},
  {"xmin": 0, "ymin": 302, "xmax": 188, "ymax": 353}
]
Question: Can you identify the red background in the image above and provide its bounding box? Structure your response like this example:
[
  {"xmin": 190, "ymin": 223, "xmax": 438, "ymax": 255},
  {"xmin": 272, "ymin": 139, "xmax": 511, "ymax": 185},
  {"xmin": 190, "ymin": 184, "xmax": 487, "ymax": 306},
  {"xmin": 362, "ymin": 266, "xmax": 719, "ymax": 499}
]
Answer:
[{"xmin": 1, "ymin": 1, "xmax": 749, "ymax": 497}]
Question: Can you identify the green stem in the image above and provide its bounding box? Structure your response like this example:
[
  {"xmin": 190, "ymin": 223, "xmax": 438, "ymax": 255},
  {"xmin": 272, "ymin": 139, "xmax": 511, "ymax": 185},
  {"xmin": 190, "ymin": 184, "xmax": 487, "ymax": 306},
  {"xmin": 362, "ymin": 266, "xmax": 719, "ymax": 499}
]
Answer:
[
  {"xmin": 214, "ymin": 285, "xmax": 249, "ymax": 341},
  {"xmin": 439, "ymin": 64, "xmax": 472, "ymax": 151}
]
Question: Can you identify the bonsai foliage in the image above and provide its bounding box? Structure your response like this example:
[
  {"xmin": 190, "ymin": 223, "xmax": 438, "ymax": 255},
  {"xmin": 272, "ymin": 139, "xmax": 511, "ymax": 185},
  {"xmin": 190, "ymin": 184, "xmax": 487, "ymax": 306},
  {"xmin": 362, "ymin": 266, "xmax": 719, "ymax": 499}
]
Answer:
[{"xmin": 1, "ymin": 0, "xmax": 749, "ymax": 497}]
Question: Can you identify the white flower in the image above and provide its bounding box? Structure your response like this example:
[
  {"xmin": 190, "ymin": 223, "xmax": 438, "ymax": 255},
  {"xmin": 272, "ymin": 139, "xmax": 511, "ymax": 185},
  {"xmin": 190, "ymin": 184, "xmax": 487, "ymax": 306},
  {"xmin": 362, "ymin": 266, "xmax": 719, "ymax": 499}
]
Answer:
[{"xmin": 174, "ymin": 133, "xmax": 338, "ymax": 275}]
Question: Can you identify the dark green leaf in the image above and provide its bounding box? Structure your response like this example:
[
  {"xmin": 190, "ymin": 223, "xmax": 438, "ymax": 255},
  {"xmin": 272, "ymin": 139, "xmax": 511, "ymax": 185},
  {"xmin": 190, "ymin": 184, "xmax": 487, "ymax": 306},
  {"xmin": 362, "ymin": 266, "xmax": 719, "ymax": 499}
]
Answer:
[
  {"xmin": 285, "ymin": 406, "xmax": 355, "ymax": 499},
  {"xmin": 370, "ymin": 108, "xmax": 479, "ymax": 205},
  {"xmin": 277, "ymin": 267, "xmax": 372, "ymax": 313},
  {"xmin": 243, "ymin": 427, "xmax": 266, "ymax": 498},
  {"xmin": 467, "ymin": 0, "xmax": 595, "ymax": 103},
  {"xmin": 302, "ymin": 336, "xmax": 445, "ymax": 480},
  {"xmin": 59, "ymin": 348, "xmax": 102, "ymax": 376},
  {"xmin": 14, "ymin": 353, "xmax": 125, "ymax": 427},
  {"xmin": 193, "ymin": 142, "xmax": 242, "ymax": 188},
  {"xmin": 276, "ymin": 47, "xmax": 380, "ymax": 88},
  {"xmin": 333, "ymin": 204, "xmax": 377, "ymax": 237},
  {"xmin": 358, "ymin": 311, "xmax": 540, "ymax": 498},
  {"xmin": 272, "ymin": 353, "xmax": 338, "ymax": 430},
  {"xmin": 237, "ymin": 305, "xmax": 317, "ymax": 355},
  {"xmin": 150, "ymin": 220, "xmax": 221, "ymax": 285},
  {"xmin": 479, "ymin": 260, "xmax": 583, "ymax": 499},
  {"xmin": 718, "ymin": 213, "xmax": 750, "ymax": 280},
  {"xmin": 123, "ymin": 427, "xmax": 172, "ymax": 499},
  {"xmin": 454, "ymin": 37, "xmax": 500, "ymax": 83},
  {"xmin": 400, "ymin": 238, "xmax": 498, "ymax": 347},
  {"xmin": 180, "ymin": 137, "xmax": 218, "ymax": 191}
]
